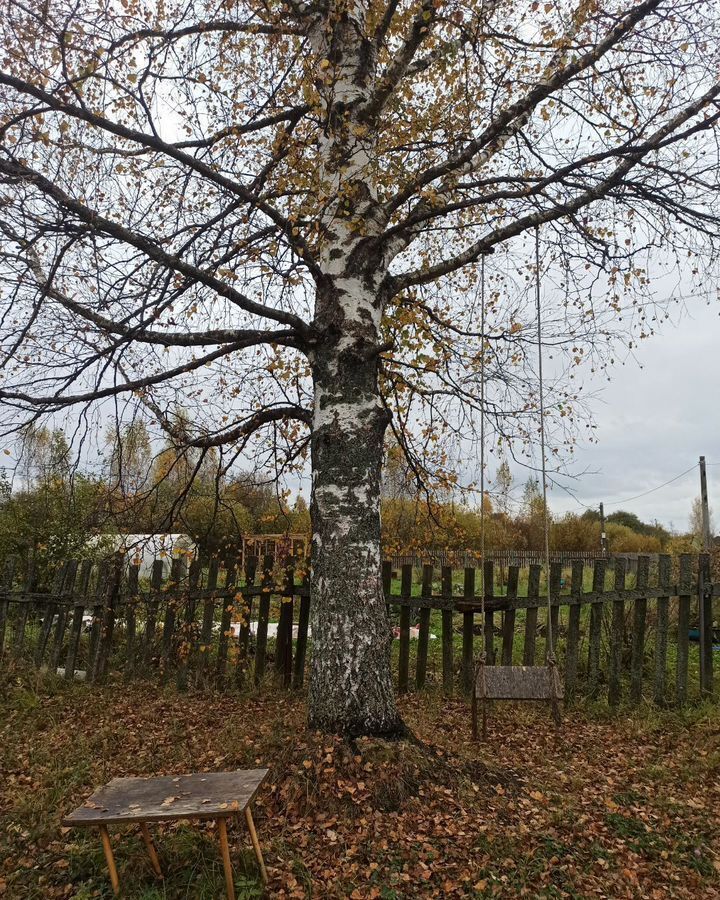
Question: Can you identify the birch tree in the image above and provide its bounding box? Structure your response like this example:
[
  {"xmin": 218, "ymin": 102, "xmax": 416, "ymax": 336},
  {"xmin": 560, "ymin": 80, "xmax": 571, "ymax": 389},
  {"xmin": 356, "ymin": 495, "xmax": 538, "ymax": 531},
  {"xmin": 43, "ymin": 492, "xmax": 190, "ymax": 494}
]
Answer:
[{"xmin": 1, "ymin": 0, "xmax": 719, "ymax": 734}]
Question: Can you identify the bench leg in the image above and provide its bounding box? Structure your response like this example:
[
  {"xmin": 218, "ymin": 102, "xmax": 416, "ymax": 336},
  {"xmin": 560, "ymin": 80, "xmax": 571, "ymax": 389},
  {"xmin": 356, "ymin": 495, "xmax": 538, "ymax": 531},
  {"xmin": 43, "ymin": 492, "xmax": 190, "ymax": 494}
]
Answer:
[
  {"xmin": 140, "ymin": 822, "xmax": 163, "ymax": 879},
  {"xmin": 217, "ymin": 817, "xmax": 236, "ymax": 900},
  {"xmin": 244, "ymin": 806, "xmax": 268, "ymax": 883},
  {"xmin": 99, "ymin": 825, "xmax": 120, "ymax": 896}
]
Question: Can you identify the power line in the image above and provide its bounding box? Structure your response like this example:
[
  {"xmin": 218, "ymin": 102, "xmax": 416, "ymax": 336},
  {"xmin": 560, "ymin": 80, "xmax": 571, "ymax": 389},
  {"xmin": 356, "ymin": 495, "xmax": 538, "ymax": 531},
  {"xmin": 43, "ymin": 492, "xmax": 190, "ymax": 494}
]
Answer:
[{"xmin": 558, "ymin": 463, "xmax": 699, "ymax": 512}]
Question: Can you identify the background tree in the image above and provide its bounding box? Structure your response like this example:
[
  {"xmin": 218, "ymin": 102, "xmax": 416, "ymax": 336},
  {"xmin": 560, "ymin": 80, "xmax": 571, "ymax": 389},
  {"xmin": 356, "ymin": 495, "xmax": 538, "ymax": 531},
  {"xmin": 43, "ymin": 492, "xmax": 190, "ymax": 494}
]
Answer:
[{"xmin": 1, "ymin": 0, "xmax": 719, "ymax": 734}]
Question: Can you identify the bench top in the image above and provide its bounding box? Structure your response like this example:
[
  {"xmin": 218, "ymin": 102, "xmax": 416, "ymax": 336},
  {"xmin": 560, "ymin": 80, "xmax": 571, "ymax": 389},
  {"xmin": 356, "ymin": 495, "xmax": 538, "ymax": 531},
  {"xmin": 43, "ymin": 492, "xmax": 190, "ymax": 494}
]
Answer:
[{"xmin": 63, "ymin": 769, "xmax": 269, "ymax": 826}]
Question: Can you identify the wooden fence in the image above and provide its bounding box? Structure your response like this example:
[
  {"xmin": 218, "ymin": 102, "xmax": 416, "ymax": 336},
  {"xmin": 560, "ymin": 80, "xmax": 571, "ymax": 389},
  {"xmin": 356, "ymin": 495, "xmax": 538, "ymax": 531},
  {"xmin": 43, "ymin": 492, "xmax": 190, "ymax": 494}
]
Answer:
[{"xmin": 0, "ymin": 552, "xmax": 716, "ymax": 708}]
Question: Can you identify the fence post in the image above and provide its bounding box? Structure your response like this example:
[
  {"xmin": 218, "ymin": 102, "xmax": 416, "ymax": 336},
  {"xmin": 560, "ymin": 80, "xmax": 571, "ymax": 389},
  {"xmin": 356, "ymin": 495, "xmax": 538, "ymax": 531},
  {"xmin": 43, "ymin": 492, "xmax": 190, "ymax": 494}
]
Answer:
[
  {"xmin": 608, "ymin": 557, "xmax": 626, "ymax": 708},
  {"xmin": 675, "ymin": 554, "xmax": 692, "ymax": 705},
  {"xmin": 629, "ymin": 555, "xmax": 649, "ymax": 703},
  {"xmin": 483, "ymin": 560, "xmax": 495, "ymax": 665},
  {"xmin": 698, "ymin": 552, "xmax": 713, "ymax": 697},
  {"xmin": 236, "ymin": 555, "xmax": 257, "ymax": 689},
  {"xmin": 124, "ymin": 559, "xmax": 140, "ymax": 681}
]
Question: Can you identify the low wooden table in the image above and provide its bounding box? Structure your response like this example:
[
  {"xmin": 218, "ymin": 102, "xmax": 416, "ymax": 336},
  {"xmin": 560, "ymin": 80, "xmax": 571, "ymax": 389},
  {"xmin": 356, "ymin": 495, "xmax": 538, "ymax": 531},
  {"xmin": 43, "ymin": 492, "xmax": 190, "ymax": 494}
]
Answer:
[{"xmin": 63, "ymin": 770, "xmax": 269, "ymax": 899}]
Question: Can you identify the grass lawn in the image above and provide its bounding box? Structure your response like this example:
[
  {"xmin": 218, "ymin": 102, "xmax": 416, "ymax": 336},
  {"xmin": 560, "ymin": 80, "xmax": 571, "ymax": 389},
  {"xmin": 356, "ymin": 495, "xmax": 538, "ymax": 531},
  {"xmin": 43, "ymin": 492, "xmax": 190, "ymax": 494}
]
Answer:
[{"xmin": 1, "ymin": 665, "xmax": 719, "ymax": 898}]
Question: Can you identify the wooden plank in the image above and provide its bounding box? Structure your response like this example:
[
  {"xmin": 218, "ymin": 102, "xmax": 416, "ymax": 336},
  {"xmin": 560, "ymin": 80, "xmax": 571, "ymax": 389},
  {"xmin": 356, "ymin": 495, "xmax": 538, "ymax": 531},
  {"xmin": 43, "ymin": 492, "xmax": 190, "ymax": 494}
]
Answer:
[
  {"xmin": 124, "ymin": 560, "xmax": 140, "ymax": 680},
  {"xmin": 398, "ymin": 563, "xmax": 412, "ymax": 694},
  {"xmin": 65, "ymin": 559, "xmax": 93, "ymax": 681},
  {"xmin": 501, "ymin": 566, "xmax": 519, "ymax": 667},
  {"xmin": 93, "ymin": 555, "xmax": 122, "ymax": 684},
  {"xmin": 587, "ymin": 558, "xmax": 607, "ymax": 700},
  {"xmin": 293, "ymin": 566, "xmax": 310, "ymax": 689},
  {"xmin": 548, "ymin": 562, "xmax": 562, "ymax": 659},
  {"xmin": 483, "ymin": 560, "xmax": 495, "ymax": 665},
  {"xmin": 196, "ymin": 558, "xmax": 220, "ymax": 687},
  {"xmin": 416, "ymin": 564, "xmax": 433, "ymax": 689},
  {"xmin": 478, "ymin": 665, "xmax": 565, "ymax": 701},
  {"xmin": 51, "ymin": 559, "xmax": 79, "ymax": 669},
  {"xmin": 608, "ymin": 557, "xmax": 626, "ymax": 707},
  {"xmin": 13, "ymin": 555, "xmax": 36, "ymax": 660},
  {"xmin": 142, "ymin": 560, "xmax": 164, "ymax": 670},
  {"xmin": 254, "ymin": 555, "xmax": 273, "ymax": 685},
  {"xmin": 35, "ymin": 562, "xmax": 68, "ymax": 667},
  {"xmin": 177, "ymin": 557, "xmax": 201, "ymax": 691},
  {"xmin": 462, "ymin": 567, "xmax": 476, "ymax": 692},
  {"xmin": 523, "ymin": 565, "xmax": 541, "ymax": 666},
  {"xmin": 161, "ymin": 556, "xmax": 185, "ymax": 680},
  {"xmin": 564, "ymin": 560, "xmax": 583, "ymax": 701},
  {"xmin": 676, "ymin": 554, "xmax": 692, "ymax": 705},
  {"xmin": 276, "ymin": 564, "xmax": 294, "ymax": 688},
  {"xmin": 698, "ymin": 552, "xmax": 713, "ymax": 697},
  {"xmin": 216, "ymin": 562, "xmax": 237, "ymax": 688},
  {"xmin": 654, "ymin": 554, "xmax": 671, "ymax": 706},
  {"xmin": 629, "ymin": 555, "xmax": 649, "ymax": 703},
  {"xmin": 441, "ymin": 565, "xmax": 454, "ymax": 695},
  {"xmin": 382, "ymin": 560, "xmax": 392, "ymax": 614},
  {"xmin": 88, "ymin": 560, "xmax": 111, "ymax": 674},
  {"xmin": 63, "ymin": 770, "xmax": 269, "ymax": 826},
  {"xmin": 236, "ymin": 556, "xmax": 257, "ymax": 689},
  {"xmin": 0, "ymin": 557, "xmax": 15, "ymax": 660}
]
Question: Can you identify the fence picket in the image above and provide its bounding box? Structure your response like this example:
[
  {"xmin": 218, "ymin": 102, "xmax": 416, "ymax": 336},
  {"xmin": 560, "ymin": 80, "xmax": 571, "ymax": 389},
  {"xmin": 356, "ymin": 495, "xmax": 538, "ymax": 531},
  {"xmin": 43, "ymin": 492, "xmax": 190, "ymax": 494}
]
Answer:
[
  {"xmin": 629, "ymin": 556, "xmax": 649, "ymax": 703},
  {"xmin": 254, "ymin": 555, "xmax": 273, "ymax": 684},
  {"xmin": 416, "ymin": 564, "xmax": 433, "ymax": 689},
  {"xmin": 441, "ymin": 566, "xmax": 454, "ymax": 695},
  {"xmin": 587, "ymin": 558, "xmax": 607, "ymax": 700},
  {"xmin": 501, "ymin": 566, "xmax": 519, "ymax": 667},
  {"xmin": 654, "ymin": 554, "xmax": 671, "ymax": 705},
  {"xmin": 608, "ymin": 557, "xmax": 626, "ymax": 707},
  {"xmin": 65, "ymin": 559, "xmax": 93, "ymax": 681},
  {"xmin": 462, "ymin": 566, "xmax": 476, "ymax": 691},
  {"xmin": 564, "ymin": 560, "xmax": 583, "ymax": 700},
  {"xmin": 523, "ymin": 565, "xmax": 541, "ymax": 666},
  {"xmin": 676, "ymin": 554, "xmax": 692, "ymax": 705}
]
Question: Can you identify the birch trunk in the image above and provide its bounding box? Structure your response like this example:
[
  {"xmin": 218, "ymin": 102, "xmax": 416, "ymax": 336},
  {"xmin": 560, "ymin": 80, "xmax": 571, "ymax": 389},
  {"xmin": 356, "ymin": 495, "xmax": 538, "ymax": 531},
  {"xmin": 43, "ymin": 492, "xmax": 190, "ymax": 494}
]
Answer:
[{"xmin": 308, "ymin": 280, "xmax": 402, "ymax": 735}]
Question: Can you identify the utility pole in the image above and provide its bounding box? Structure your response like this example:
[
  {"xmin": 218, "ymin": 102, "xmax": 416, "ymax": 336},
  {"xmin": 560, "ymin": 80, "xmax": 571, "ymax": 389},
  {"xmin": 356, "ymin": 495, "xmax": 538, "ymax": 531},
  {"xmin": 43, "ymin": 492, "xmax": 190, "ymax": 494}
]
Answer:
[
  {"xmin": 599, "ymin": 502, "xmax": 608, "ymax": 555},
  {"xmin": 698, "ymin": 456, "xmax": 714, "ymax": 696},
  {"xmin": 699, "ymin": 455, "xmax": 712, "ymax": 551}
]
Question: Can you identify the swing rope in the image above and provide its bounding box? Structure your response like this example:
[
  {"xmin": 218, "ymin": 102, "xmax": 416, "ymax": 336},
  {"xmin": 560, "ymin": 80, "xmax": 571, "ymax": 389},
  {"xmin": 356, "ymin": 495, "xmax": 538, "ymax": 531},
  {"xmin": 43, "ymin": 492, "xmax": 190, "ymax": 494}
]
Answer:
[
  {"xmin": 534, "ymin": 225, "xmax": 555, "ymax": 665},
  {"xmin": 479, "ymin": 254, "xmax": 487, "ymax": 665},
  {"xmin": 472, "ymin": 227, "xmax": 561, "ymax": 740}
]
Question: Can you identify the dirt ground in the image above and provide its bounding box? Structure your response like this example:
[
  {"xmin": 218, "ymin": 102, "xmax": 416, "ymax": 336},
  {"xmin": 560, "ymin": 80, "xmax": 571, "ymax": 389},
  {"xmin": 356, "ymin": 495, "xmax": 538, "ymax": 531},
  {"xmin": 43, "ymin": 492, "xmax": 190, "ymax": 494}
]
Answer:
[{"xmin": 1, "ymin": 668, "xmax": 719, "ymax": 898}]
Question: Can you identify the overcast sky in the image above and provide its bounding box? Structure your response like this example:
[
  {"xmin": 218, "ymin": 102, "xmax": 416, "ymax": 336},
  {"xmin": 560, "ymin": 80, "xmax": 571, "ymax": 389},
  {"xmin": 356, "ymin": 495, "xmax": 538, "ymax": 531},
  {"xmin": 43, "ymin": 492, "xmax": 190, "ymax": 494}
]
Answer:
[{"xmin": 539, "ymin": 299, "xmax": 720, "ymax": 530}]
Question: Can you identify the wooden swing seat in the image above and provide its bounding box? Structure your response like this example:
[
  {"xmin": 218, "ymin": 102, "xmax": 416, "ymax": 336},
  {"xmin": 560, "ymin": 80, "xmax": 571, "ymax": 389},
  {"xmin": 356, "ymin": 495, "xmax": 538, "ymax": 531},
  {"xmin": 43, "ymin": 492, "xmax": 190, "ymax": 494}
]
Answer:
[
  {"xmin": 476, "ymin": 664, "xmax": 564, "ymax": 701},
  {"xmin": 472, "ymin": 663, "xmax": 563, "ymax": 738}
]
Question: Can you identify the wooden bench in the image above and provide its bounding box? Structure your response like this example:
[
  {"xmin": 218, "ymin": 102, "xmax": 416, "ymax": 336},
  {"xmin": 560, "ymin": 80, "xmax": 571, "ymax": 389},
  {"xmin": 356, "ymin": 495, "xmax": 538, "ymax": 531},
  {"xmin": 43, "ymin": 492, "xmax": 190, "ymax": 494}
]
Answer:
[{"xmin": 63, "ymin": 769, "xmax": 268, "ymax": 898}]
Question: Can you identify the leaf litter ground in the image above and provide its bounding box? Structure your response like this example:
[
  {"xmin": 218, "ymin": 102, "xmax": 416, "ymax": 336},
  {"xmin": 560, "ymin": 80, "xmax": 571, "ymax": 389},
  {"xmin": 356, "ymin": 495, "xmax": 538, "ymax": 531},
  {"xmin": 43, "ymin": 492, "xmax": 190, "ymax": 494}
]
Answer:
[{"xmin": 1, "ymin": 668, "xmax": 719, "ymax": 898}]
